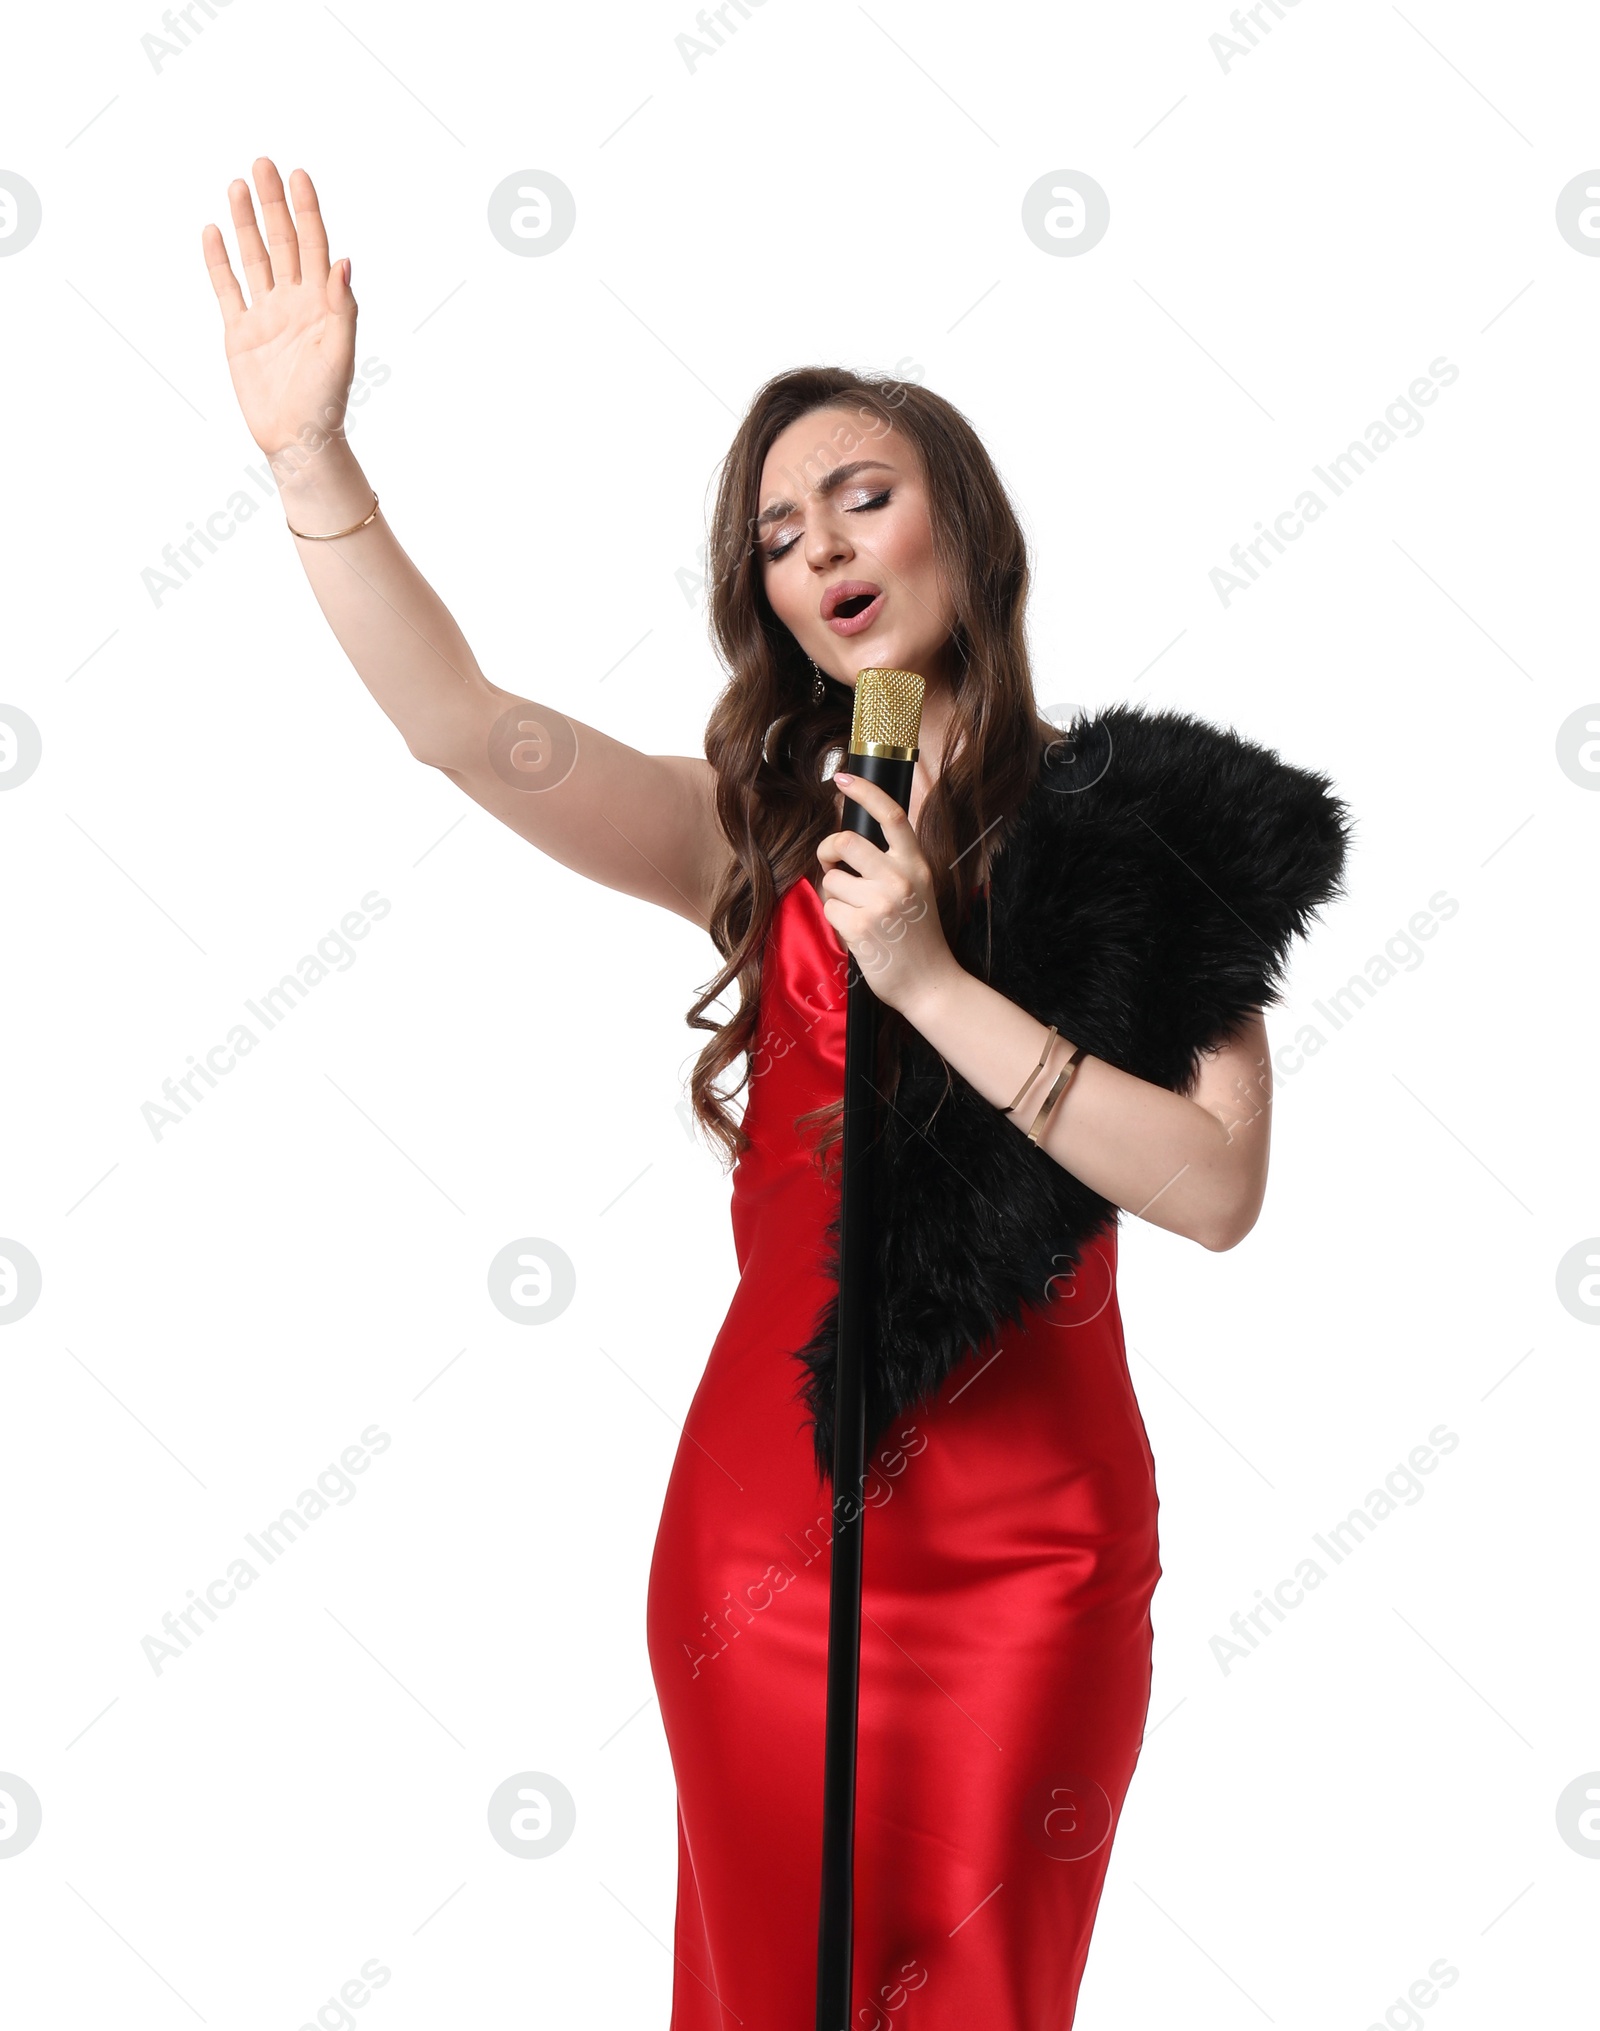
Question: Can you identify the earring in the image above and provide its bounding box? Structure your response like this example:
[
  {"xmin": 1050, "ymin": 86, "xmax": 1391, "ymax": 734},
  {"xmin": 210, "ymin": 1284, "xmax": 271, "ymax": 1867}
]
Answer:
[{"xmin": 810, "ymin": 659, "xmax": 826, "ymax": 704}]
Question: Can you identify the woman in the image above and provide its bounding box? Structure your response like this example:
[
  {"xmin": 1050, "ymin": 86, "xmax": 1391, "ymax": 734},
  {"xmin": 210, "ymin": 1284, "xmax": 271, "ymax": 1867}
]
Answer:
[{"xmin": 204, "ymin": 159, "xmax": 1348, "ymax": 2027}]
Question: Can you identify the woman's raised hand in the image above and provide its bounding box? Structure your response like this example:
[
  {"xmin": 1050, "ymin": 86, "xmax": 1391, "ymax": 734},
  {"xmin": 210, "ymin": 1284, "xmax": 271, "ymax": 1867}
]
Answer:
[{"xmin": 202, "ymin": 158, "xmax": 356, "ymax": 462}]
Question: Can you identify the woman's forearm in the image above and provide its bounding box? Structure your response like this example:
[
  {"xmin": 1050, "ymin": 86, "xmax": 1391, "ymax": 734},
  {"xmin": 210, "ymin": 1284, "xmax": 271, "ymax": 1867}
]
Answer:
[
  {"xmin": 272, "ymin": 436, "xmax": 503, "ymax": 766},
  {"xmin": 897, "ymin": 960, "xmax": 1261, "ymax": 1252}
]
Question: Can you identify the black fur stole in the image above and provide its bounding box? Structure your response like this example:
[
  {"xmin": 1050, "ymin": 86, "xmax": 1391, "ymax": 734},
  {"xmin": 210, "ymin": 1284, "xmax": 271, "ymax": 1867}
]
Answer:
[{"xmin": 792, "ymin": 701, "xmax": 1354, "ymax": 1484}]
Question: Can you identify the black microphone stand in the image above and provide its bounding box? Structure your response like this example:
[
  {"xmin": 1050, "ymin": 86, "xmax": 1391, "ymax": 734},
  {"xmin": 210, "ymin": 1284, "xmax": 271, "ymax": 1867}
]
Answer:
[{"xmin": 815, "ymin": 727, "xmax": 917, "ymax": 2031}]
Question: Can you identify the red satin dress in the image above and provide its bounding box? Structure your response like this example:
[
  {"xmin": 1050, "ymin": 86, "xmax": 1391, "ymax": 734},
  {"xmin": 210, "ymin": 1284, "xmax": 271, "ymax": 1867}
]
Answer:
[{"xmin": 646, "ymin": 875, "xmax": 1162, "ymax": 2028}]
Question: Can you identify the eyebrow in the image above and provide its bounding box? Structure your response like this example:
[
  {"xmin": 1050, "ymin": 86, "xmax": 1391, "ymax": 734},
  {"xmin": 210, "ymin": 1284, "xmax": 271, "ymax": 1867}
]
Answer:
[{"xmin": 756, "ymin": 459, "xmax": 897, "ymax": 532}]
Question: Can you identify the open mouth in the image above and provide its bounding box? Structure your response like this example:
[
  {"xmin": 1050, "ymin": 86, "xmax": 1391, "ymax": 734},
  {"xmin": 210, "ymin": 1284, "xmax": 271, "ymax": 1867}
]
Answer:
[{"xmin": 823, "ymin": 583, "xmax": 886, "ymax": 635}]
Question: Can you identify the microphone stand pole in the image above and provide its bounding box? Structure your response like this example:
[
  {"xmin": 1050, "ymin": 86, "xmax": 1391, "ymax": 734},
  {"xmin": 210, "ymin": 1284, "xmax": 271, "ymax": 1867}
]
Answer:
[{"xmin": 815, "ymin": 669, "xmax": 922, "ymax": 2031}]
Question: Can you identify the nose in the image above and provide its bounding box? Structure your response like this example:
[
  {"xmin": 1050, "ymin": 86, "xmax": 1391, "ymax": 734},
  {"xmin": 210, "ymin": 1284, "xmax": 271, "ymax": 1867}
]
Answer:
[{"xmin": 804, "ymin": 506, "xmax": 852, "ymax": 572}]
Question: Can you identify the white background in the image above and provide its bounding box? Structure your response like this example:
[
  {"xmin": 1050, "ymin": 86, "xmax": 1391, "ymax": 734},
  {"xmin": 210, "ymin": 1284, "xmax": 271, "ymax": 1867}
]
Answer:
[{"xmin": 1, "ymin": 1, "xmax": 1596, "ymax": 2025}]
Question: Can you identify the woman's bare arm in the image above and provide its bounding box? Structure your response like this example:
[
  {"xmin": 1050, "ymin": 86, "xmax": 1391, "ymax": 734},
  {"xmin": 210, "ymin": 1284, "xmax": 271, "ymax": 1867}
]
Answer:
[
  {"xmin": 202, "ymin": 157, "xmax": 731, "ymax": 929},
  {"xmin": 817, "ymin": 772, "xmax": 1276, "ymax": 1253},
  {"xmin": 267, "ymin": 438, "xmax": 729, "ymax": 925},
  {"xmin": 900, "ymin": 972, "xmax": 1274, "ymax": 1253}
]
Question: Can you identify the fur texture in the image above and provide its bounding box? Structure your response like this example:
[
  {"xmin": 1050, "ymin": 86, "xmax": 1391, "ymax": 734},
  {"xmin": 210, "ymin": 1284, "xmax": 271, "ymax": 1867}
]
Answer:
[{"xmin": 792, "ymin": 701, "xmax": 1354, "ymax": 1483}]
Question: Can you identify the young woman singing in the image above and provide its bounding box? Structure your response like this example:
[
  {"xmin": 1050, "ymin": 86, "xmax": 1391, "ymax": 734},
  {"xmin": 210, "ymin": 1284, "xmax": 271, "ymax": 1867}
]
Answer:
[{"xmin": 204, "ymin": 157, "xmax": 1349, "ymax": 2028}]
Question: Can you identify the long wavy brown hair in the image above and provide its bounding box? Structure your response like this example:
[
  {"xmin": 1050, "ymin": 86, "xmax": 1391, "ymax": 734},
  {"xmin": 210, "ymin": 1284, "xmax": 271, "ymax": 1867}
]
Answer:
[{"xmin": 686, "ymin": 365, "xmax": 1049, "ymax": 1170}]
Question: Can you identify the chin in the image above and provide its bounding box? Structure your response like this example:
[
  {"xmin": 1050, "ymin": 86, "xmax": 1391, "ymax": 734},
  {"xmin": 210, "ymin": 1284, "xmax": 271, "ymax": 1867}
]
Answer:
[
  {"xmin": 850, "ymin": 643, "xmax": 911, "ymax": 674},
  {"xmin": 867, "ymin": 649, "xmax": 930, "ymax": 677}
]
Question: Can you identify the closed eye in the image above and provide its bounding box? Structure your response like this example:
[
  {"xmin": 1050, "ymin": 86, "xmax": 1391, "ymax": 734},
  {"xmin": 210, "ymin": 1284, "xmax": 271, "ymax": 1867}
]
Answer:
[{"xmin": 764, "ymin": 489, "xmax": 891, "ymax": 565}]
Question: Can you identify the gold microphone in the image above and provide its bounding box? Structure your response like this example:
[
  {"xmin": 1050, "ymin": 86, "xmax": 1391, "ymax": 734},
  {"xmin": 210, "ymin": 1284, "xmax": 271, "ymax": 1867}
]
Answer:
[
  {"xmin": 841, "ymin": 667, "xmax": 926, "ymax": 848},
  {"xmin": 817, "ymin": 659, "xmax": 927, "ymax": 2027}
]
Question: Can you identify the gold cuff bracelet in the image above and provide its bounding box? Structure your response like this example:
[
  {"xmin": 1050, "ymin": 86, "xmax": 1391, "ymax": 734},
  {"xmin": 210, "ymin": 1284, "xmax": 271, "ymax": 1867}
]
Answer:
[
  {"xmin": 285, "ymin": 490, "xmax": 381, "ymax": 541},
  {"xmin": 1026, "ymin": 1044, "xmax": 1089, "ymax": 1146},
  {"xmin": 999, "ymin": 1022, "xmax": 1058, "ymax": 1114}
]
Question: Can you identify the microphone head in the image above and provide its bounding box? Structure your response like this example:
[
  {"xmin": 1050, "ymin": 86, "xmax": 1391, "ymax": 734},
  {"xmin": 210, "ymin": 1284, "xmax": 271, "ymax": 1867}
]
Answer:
[{"xmin": 849, "ymin": 667, "xmax": 925, "ymax": 757}]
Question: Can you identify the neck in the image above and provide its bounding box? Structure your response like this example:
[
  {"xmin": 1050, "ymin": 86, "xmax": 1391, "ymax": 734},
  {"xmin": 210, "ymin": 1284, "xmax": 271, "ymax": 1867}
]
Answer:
[{"xmin": 908, "ymin": 669, "xmax": 959, "ymax": 818}]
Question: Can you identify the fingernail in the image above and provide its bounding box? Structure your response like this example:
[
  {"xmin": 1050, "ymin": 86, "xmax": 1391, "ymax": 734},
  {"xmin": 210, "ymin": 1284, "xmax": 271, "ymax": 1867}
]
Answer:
[{"xmin": 835, "ymin": 770, "xmax": 854, "ymax": 783}]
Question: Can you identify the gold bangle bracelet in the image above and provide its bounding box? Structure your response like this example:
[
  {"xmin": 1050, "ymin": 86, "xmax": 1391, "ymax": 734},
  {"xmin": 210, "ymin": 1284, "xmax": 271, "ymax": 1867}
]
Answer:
[
  {"xmin": 1025, "ymin": 1044, "xmax": 1088, "ymax": 1145},
  {"xmin": 998, "ymin": 1022, "xmax": 1058, "ymax": 1114},
  {"xmin": 285, "ymin": 489, "xmax": 380, "ymax": 541}
]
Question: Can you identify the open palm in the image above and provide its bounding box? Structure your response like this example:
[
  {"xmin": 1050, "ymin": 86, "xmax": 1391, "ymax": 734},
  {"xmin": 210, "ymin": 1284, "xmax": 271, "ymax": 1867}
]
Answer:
[{"xmin": 203, "ymin": 158, "xmax": 356, "ymax": 460}]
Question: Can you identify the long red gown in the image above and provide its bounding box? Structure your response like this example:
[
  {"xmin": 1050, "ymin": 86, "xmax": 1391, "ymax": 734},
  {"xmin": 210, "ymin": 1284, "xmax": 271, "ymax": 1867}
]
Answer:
[{"xmin": 646, "ymin": 873, "xmax": 1162, "ymax": 2028}]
